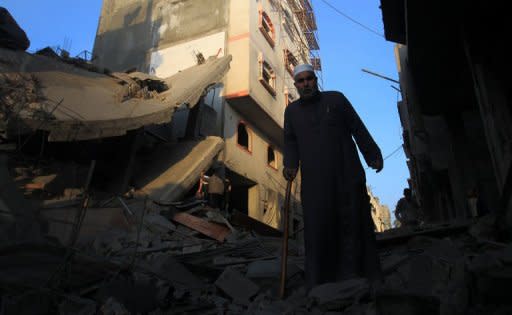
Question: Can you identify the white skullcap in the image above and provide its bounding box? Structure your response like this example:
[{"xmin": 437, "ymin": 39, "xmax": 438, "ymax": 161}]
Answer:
[{"xmin": 293, "ymin": 64, "xmax": 315, "ymax": 78}]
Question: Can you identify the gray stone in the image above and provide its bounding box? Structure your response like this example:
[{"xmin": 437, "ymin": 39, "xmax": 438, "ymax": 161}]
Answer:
[
  {"xmin": 59, "ymin": 298, "xmax": 97, "ymax": 315},
  {"xmin": 308, "ymin": 278, "xmax": 370, "ymax": 309},
  {"xmin": 99, "ymin": 297, "xmax": 129, "ymax": 315},
  {"xmin": 215, "ymin": 267, "xmax": 260, "ymax": 304}
]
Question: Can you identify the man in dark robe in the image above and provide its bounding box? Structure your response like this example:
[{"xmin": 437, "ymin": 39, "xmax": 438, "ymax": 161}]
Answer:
[{"xmin": 283, "ymin": 64, "xmax": 383, "ymax": 289}]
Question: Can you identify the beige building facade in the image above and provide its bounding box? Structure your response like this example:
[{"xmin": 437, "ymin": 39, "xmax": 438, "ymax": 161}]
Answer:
[
  {"xmin": 92, "ymin": 0, "xmax": 321, "ymax": 229},
  {"xmin": 368, "ymin": 187, "xmax": 392, "ymax": 232}
]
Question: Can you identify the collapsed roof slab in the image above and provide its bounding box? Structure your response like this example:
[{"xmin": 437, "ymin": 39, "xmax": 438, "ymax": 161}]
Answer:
[
  {"xmin": 133, "ymin": 136, "xmax": 224, "ymax": 203},
  {"xmin": 0, "ymin": 49, "xmax": 231, "ymax": 142}
]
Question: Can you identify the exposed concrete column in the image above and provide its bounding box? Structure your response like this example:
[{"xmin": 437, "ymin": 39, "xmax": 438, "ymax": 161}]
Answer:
[
  {"xmin": 463, "ymin": 35, "xmax": 512, "ymax": 236},
  {"xmin": 417, "ymin": 159, "xmax": 440, "ymax": 223},
  {"xmin": 445, "ymin": 113, "xmax": 473, "ymax": 219}
]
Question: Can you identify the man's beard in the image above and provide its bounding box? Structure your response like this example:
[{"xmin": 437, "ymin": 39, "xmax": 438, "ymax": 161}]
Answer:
[{"xmin": 299, "ymin": 87, "xmax": 318, "ymax": 100}]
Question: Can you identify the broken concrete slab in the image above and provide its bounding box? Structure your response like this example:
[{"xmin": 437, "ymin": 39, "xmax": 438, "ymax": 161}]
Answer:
[
  {"xmin": 134, "ymin": 136, "xmax": 224, "ymax": 202},
  {"xmin": 39, "ymin": 207, "xmax": 131, "ymax": 246},
  {"xmin": 230, "ymin": 210, "xmax": 283, "ymax": 237},
  {"xmin": 144, "ymin": 255, "xmax": 204, "ymax": 290},
  {"xmin": 308, "ymin": 278, "xmax": 370, "ymax": 310},
  {"xmin": 214, "ymin": 267, "xmax": 260, "ymax": 304},
  {"xmin": 143, "ymin": 212, "xmax": 176, "ymax": 234},
  {"xmin": 246, "ymin": 258, "xmax": 301, "ymax": 279},
  {"xmin": 381, "ymin": 253, "xmax": 410, "ymax": 274},
  {"xmin": 377, "ymin": 221, "xmax": 470, "ymax": 247},
  {"xmin": 0, "ymin": 48, "xmax": 231, "ymax": 142}
]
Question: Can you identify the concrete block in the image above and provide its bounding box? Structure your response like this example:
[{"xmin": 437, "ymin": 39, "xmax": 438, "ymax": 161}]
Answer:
[{"xmin": 215, "ymin": 267, "xmax": 259, "ymax": 304}]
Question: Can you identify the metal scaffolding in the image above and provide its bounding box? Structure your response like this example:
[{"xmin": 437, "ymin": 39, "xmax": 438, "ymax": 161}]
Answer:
[
  {"xmin": 286, "ymin": 0, "xmax": 322, "ymax": 84},
  {"xmin": 269, "ymin": 0, "xmax": 323, "ymax": 92}
]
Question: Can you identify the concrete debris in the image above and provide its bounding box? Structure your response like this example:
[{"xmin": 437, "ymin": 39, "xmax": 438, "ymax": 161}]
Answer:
[
  {"xmin": 134, "ymin": 136, "xmax": 224, "ymax": 202},
  {"xmin": 41, "ymin": 207, "xmax": 131, "ymax": 246},
  {"xmin": 1, "ymin": 195, "xmax": 512, "ymax": 314},
  {"xmin": 1, "ymin": 123, "xmax": 511, "ymax": 315},
  {"xmin": 143, "ymin": 213, "xmax": 176, "ymax": 234},
  {"xmin": 214, "ymin": 267, "xmax": 260, "ymax": 304},
  {"xmin": 99, "ymin": 297, "xmax": 129, "ymax": 315},
  {"xmin": 308, "ymin": 278, "xmax": 370, "ymax": 310},
  {"xmin": 0, "ymin": 47, "xmax": 231, "ymax": 142}
]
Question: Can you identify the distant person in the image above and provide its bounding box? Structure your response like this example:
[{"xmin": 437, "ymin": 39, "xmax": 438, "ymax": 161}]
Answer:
[
  {"xmin": 466, "ymin": 186, "xmax": 489, "ymax": 218},
  {"xmin": 206, "ymin": 163, "xmax": 225, "ymax": 209},
  {"xmin": 395, "ymin": 188, "xmax": 421, "ymax": 226},
  {"xmin": 196, "ymin": 171, "xmax": 208, "ymax": 201},
  {"xmin": 283, "ymin": 63, "xmax": 383, "ymax": 289}
]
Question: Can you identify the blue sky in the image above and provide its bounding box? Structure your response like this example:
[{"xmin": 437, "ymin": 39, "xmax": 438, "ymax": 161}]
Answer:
[{"xmin": 4, "ymin": 0, "xmax": 408, "ymax": 217}]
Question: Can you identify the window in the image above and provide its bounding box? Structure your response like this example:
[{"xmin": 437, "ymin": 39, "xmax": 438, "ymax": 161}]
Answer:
[
  {"xmin": 284, "ymin": 49, "xmax": 298, "ymax": 77},
  {"xmin": 284, "ymin": 86, "xmax": 296, "ymax": 106},
  {"xmin": 267, "ymin": 146, "xmax": 277, "ymax": 169},
  {"xmin": 263, "ymin": 188, "xmax": 277, "ymax": 215},
  {"xmin": 258, "ymin": 54, "xmax": 276, "ymax": 96},
  {"xmin": 237, "ymin": 121, "xmax": 251, "ymax": 152},
  {"xmin": 259, "ymin": 10, "xmax": 275, "ymax": 47}
]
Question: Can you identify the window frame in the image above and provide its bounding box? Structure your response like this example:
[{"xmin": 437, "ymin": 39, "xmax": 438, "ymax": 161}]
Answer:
[
  {"xmin": 258, "ymin": 54, "xmax": 277, "ymax": 96},
  {"xmin": 266, "ymin": 145, "xmax": 278, "ymax": 170},
  {"xmin": 284, "ymin": 49, "xmax": 298, "ymax": 77},
  {"xmin": 236, "ymin": 121, "xmax": 252, "ymax": 154},
  {"xmin": 259, "ymin": 10, "xmax": 275, "ymax": 48},
  {"xmin": 284, "ymin": 86, "xmax": 297, "ymax": 106}
]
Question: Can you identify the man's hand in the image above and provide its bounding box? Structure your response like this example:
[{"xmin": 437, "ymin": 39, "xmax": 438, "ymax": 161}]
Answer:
[
  {"xmin": 368, "ymin": 159, "xmax": 383, "ymax": 173},
  {"xmin": 283, "ymin": 167, "xmax": 298, "ymax": 181}
]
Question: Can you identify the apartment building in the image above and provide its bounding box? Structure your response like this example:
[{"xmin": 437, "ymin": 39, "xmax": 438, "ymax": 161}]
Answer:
[{"xmin": 92, "ymin": 0, "xmax": 321, "ymax": 229}]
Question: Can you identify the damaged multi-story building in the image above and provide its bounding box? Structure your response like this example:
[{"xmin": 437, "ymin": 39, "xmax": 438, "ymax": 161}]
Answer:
[
  {"xmin": 368, "ymin": 187, "xmax": 392, "ymax": 232},
  {"xmin": 380, "ymin": 1, "xmax": 511, "ymax": 234},
  {"xmin": 92, "ymin": 0, "xmax": 322, "ymax": 230}
]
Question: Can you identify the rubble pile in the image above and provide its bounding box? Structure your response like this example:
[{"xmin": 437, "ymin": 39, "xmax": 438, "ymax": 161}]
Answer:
[
  {"xmin": 2, "ymin": 144, "xmax": 512, "ymax": 314},
  {"xmin": 2, "ymin": 166, "xmax": 512, "ymax": 315},
  {"xmin": 0, "ymin": 72, "xmax": 44, "ymax": 129}
]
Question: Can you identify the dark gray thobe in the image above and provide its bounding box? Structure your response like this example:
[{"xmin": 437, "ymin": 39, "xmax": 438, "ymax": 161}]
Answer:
[{"xmin": 283, "ymin": 91, "xmax": 382, "ymax": 289}]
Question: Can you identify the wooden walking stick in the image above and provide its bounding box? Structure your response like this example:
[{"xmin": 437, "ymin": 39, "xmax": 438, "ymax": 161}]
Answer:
[{"xmin": 279, "ymin": 179, "xmax": 293, "ymax": 299}]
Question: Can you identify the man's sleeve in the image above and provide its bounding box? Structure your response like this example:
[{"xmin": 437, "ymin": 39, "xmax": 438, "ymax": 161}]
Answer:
[
  {"xmin": 341, "ymin": 93, "xmax": 383, "ymax": 166},
  {"xmin": 283, "ymin": 106, "xmax": 299, "ymax": 168}
]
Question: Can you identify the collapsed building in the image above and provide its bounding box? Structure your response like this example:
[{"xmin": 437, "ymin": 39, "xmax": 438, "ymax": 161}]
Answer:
[
  {"xmin": 90, "ymin": 0, "xmax": 323, "ymax": 231},
  {"xmin": 0, "ymin": 42, "xmax": 232, "ymax": 238}
]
